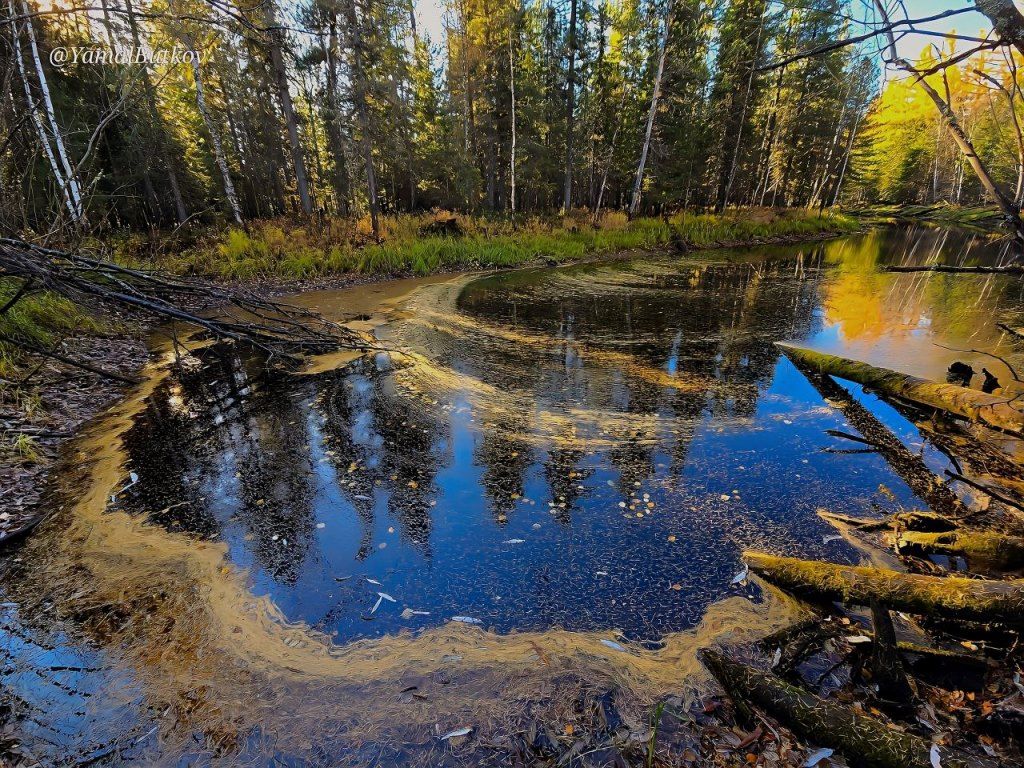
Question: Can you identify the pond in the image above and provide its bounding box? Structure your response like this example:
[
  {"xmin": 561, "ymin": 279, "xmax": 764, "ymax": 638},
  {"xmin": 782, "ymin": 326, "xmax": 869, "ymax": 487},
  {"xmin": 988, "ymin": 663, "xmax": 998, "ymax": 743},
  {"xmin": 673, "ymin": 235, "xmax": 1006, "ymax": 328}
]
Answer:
[{"xmin": 2, "ymin": 224, "xmax": 1023, "ymax": 765}]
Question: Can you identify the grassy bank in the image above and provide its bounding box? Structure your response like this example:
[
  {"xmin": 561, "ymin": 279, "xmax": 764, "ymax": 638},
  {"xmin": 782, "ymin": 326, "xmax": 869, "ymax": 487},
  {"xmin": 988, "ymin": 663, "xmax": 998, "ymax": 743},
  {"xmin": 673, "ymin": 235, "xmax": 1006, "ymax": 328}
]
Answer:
[
  {"xmin": 0, "ymin": 284, "xmax": 100, "ymax": 380},
  {"xmin": 163, "ymin": 208, "xmax": 859, "ymax": 281},
  {"xmin": 2, "ymin": 208, "xmax": 855, "ymax": 380}
]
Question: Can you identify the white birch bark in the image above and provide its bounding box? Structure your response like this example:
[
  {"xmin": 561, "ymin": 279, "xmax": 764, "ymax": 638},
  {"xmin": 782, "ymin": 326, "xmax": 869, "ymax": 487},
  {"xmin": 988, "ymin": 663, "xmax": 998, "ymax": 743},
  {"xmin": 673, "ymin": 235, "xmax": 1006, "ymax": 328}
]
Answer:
[
  {"xmin": 20, "ymin": 0, "xmax": 84, "ymax": 221},
  {"xmin": 628, "ymin": 0, "xmax": 671, "ymax": 218},
  {"xmin": 186, "ymin": 43, "xmax": 244, "ymax": 225}
]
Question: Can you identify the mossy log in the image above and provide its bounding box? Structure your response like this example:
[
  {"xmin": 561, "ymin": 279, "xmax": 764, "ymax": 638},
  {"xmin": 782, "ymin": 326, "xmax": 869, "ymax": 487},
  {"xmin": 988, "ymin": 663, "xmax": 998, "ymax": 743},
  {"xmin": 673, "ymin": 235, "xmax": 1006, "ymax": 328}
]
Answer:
[
  {"xmin": 745, "ymin": 551, "xmax": 1024, "ymax": 624},
  {"xmin": 777, "ymin": 343, "xmax": 1024, "ymax": 437},
  {"xmin": 699, "ymin": 649, "xmax": 997, "ymax": 768},
  {"xmin": 897, "ymin": 530, "xmax": 1024, "ymax": 570}
]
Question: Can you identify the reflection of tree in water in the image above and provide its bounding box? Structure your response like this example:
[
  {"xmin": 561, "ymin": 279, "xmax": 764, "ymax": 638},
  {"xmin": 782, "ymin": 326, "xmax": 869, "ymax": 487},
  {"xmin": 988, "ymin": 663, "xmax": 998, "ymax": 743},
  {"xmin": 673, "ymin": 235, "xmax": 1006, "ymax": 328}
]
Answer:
[
  {"xmin": 118, "ymin": 347, "xmax": 263, "ymax": 539},
  {"xmin": 316, "ymin": 368, "xmax": 377, "ymax": 560},
  {"xmin": 475, "ymin": 415, "xmax": 533, "ymax": 524},
  {"xmin": 541, "ymin": 439, "xmax": 592, "ymax": 525},
  {"xmin": 230, "ymin": 370, "xmax": 317, "ymax": 585},
  {"xmin": 369, "ymin": 373, "xmax": 447, "ymax": 554}
]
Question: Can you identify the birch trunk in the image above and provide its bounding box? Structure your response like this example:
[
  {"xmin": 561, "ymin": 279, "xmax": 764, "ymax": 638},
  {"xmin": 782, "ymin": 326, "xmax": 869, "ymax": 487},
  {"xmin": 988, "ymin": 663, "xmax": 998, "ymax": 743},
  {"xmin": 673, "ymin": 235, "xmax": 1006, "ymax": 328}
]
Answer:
[
  {"xmin": 185, "ymin": 40, "xmax": 243, "ymax": 226},
  {"xmin": 628, "ymin": 0, "xmax": 671, "ymax": 219},
  {"xmin": 509, "ymin": 27, "xmax": 517, "ymax": 215},
  {"xmin": 16, "ymin": 0, "xmax": 84, "ymax": 224}
]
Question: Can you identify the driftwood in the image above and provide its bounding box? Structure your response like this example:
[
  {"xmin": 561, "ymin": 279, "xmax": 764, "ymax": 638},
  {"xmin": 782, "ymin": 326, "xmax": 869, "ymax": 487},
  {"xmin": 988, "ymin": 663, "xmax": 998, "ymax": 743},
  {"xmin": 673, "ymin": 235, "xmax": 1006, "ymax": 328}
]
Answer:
[
  {"xmin": 0, "ymin": 237, "xmax": 372, "ymax": 367},
  {"xmin": 777, "ymin": 343, "xmax": 1024, "ymax": 437},
  {"xmin": 897, "ymin": 530, "xmax": 1024, "ymax": 570},
  {"xmin": 745, "ymin": 551, "xmax": 1024, "ymax": 624},
  {"xmin": 700, "ymin": 649, "xmax": 996, "ymax": 768},
  {"xmin": 885, "ymin": 264, "xmax": 1024, "ymax": 274}
]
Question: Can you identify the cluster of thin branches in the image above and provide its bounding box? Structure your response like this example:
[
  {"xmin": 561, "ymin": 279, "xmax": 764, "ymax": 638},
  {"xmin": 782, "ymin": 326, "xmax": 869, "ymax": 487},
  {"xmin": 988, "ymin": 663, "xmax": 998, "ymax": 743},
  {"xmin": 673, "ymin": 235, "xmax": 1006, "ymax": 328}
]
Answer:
[{"xmin": 0, "ymin": 236, "xmax": 375, "ymax": 374}]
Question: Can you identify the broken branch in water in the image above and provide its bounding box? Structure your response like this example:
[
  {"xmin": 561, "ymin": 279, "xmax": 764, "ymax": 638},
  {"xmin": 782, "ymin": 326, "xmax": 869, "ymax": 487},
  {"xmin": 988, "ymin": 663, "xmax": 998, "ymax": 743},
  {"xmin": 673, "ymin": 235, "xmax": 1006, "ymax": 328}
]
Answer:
[
  {"xmin": 818, "ymin": 509, "xmax": 958, "ymax": 533},
  {"xmin": 944, "ymin": 469, "xmax": 1024, "ymax": 513},
  {"xmin": 0, "ymin": 237, "xmax": 375, "ymax": 366},
  {"xmin": 745, "ymin": 550, "xmax": 1024, "ymax": 624},
  {"xmin": 790, "ymin": 355, "xmax": 971, "ymax": 518},
  {"xmin": 897, "ymin": 529, "xmax": 1024, "ymax": 571}
]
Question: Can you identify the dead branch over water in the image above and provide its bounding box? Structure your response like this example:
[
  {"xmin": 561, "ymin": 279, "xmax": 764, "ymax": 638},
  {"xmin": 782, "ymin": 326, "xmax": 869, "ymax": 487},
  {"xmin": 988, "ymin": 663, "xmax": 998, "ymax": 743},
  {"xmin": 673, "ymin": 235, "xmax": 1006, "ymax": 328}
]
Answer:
[
  {"xmin": 777, "ymin": 343, "xmax": 1024, "ymax": 436},
  {"xmin": 0, "ymin": 237, "xmax": 373, "ymax": 366}
]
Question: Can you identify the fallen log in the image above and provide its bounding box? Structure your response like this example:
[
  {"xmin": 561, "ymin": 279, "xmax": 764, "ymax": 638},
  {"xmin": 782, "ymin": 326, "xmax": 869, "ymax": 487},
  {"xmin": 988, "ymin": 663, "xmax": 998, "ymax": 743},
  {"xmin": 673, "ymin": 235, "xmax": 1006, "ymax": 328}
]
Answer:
[
  {"xmin": 897, "ymin": 530, "xmax": 1024, "ymax": 571},
  {"xmin": 699, "ymin": 648, "xmax": 997, "ymax": 768},
  {"xmin": 777, "ymin": 343, "xmax": 1024, "ymax": 437},
  {"xmin": 745, "ymin": 551, "xmax": 1024, "ymax": 624}
]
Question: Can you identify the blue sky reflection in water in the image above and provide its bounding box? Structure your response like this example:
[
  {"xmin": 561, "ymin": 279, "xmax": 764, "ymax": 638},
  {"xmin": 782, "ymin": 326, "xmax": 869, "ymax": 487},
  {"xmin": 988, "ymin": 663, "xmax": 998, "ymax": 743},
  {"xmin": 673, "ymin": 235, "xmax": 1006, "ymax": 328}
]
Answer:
[{"xmin": 107, "ymin": 225, "xmax": 1024, "ymax": 644}]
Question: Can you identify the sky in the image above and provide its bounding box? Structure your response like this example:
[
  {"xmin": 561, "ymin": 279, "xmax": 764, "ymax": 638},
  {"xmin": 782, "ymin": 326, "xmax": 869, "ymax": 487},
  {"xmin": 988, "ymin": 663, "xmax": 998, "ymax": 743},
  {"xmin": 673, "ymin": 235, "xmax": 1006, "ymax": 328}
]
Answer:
[
  {"xmin": 413, "ymin": 0, "xmax": 447, "ymax": 48},
  {"xmin": 409, "ymin": 0, "xmax": 1011, "ymax": 63}
]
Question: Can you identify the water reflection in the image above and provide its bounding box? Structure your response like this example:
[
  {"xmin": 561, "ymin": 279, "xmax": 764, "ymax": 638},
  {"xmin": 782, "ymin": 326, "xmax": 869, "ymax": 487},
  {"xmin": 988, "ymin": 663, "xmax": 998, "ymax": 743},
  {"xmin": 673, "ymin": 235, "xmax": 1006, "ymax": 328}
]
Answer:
[
  {"xmin": 2, "ymin": 224, "xmax": 1023, "ymax": 764},
  {"xmin": 83, "ymin": 224, "xmax": 1024, "ymax": 645}
]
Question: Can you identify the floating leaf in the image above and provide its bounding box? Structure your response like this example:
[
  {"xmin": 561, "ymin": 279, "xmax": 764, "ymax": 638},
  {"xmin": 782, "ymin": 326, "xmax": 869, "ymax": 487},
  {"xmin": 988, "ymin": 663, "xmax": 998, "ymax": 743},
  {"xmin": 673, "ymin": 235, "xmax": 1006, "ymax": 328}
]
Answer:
[{"xmin": 439, "ymin": 726, "xmax": 472, "ymax": 741}]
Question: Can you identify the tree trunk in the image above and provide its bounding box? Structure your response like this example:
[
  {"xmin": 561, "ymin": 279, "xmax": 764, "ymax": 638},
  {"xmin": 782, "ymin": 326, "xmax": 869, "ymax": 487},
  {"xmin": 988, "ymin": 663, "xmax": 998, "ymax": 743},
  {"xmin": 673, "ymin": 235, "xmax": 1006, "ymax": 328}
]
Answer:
[
  {"xmin": 9, "ymin": 0, "xmax": 78, "ymax": 222},
  {"xmin": 509, "ymin": 26, "xmax": 517, "ymax": 215},
  {"xmin": 790, "ymin": 355, "xmax": 970, "ymax": 519},
  {"xmin": 185, "ymin": 37, "xmax": 243, "ymax": 226},
  {"xmin": 700, "ymin": 649, "xmax": 993, "ymax": 768},
  {"xmin": 325, "ymin": 17, "xmax": 350, "ymax": 215},
  {"xmin": 868, "ymin": 600, "xmax": 915, "ymax": 715},
  {"xmin": 745, "ymin": 550, "xmax": 1024, "ymax": 624},
  {"xmin": 777, "ymin": 342, "xmax": 1024, "ymax": 436},
  {"xmin": 897, "ymin": 530, "xmax": 1024, "ymax": 571},
  {"xmin": 561, "ymin": 0, "xmax": 578, "ymax": 213},
  {"xmin": 18, "ymin": 0, "xmax": 85, "ymax": 224},
  {"xmin": 124, "ymin": 0, "xmax": 188, "ymax": 224},
  {"xmin": 265, "ymin": 2, "xmax": 313, "ymax": 216},
  {"xmin": 628, "ymin": 0, "xmax": 671, "ymax": 219},
  {"xmin": 718, "ymin": 7, "xmax": 765, "ymax": 212},
  {"xmin": 343, "ymin": 0, "xmax": 380, "ymax": 239},
  {"xmin": 976, "ymin": 0, "xmax": 1024, "ymax": 58}
]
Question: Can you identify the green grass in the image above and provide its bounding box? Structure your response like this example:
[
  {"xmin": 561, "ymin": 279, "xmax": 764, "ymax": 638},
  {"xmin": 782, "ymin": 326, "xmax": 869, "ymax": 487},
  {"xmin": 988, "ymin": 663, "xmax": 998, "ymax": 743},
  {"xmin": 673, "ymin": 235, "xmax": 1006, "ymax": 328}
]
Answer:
[
  {"xmin": 172, "ymin": 209, "xmax": 858, "ymax": 280},
  {"xmin": 0, "ymin": 279, "xmax": 100, "ymax": 379}
]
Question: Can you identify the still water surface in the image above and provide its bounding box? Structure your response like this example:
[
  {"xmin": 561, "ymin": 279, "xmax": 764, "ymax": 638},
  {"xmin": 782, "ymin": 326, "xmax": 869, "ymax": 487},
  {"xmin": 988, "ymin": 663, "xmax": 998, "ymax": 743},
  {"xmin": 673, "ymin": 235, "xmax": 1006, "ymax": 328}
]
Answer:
[{"xmin": 2, "ymin": 224, "xmax": 1023, "ymax": 764}]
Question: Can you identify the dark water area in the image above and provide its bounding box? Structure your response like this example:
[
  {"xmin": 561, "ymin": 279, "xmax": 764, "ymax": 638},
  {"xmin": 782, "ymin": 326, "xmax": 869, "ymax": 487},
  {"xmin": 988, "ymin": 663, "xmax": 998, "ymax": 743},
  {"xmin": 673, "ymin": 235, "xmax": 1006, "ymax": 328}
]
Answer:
[
  {"xmin": 91, "ymin": 225, "xmax": 1024, "ymax": 641},
  {"xmin": 3, "ymin": 223, "xmax": 1024, "ymax": 765}
]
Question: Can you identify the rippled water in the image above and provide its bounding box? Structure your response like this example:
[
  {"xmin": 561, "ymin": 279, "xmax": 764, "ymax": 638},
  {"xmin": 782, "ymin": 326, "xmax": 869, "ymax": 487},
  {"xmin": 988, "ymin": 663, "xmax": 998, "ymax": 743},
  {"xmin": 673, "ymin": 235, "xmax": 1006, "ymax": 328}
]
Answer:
[{"xmin": 2, "ymin": 224, "xmax": 1023, "ymax": 764}]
